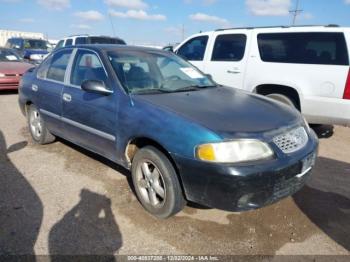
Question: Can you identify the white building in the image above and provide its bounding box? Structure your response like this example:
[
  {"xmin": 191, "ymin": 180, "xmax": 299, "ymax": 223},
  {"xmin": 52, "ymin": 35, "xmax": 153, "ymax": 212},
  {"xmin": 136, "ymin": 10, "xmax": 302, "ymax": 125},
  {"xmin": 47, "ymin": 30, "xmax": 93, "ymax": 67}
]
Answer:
[{"xmin": 0, "ymin": 29, "xmax": 44, "ymax": 47}]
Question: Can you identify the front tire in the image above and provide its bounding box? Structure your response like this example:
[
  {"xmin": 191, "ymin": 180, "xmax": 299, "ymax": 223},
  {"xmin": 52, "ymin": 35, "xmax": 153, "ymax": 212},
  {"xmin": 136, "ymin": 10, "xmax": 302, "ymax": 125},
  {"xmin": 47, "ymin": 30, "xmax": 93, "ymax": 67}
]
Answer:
[
  {"xmin": 27, "ymin": 104, "xmax": 55, "ymax": 144},
  {"xmin": 131, "ymin": 146, "xmax": 186, "ymax": 219},
  {"xmin": 266, "ymin": 93, "xmax": 297, "ymax": 109}
]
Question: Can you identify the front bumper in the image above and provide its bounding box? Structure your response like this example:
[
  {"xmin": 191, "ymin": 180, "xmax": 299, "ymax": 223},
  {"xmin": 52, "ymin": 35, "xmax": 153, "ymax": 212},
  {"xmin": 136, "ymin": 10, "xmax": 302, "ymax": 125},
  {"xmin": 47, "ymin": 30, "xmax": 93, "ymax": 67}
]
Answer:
[
  {"xmin": 172, "ymin": 130, "xmax": 318, "ymax": 212},
  {"xmin": 303, "ymin": 96, "xmax": 350, "ymax": 126},
  {"xmin": 0, "ymin": 77, "xmax": 20, "ymax": 90}
]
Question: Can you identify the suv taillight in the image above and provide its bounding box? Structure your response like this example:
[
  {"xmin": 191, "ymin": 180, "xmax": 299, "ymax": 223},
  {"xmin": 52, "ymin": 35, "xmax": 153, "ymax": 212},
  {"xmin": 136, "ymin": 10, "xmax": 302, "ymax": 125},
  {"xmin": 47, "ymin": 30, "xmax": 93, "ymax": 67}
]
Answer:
[{"xmin": 344, "ymin": 69, "xmax": 350, "ymax": 100}]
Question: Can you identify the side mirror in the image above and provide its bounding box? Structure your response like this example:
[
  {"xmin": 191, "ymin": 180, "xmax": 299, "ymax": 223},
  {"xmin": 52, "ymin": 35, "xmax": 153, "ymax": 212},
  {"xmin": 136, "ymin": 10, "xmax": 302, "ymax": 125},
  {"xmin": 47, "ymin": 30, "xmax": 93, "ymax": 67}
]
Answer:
[
  {"xmin": 163, "ymin": 46, "xmax": 174, "ymax": 52},
  {"xmin": 81, "ymin": 80, "xmax": 113, "ymax": 95},
  {"xmin": 205, "ymin": 74, "xmax": 214, "ymax": 81}
]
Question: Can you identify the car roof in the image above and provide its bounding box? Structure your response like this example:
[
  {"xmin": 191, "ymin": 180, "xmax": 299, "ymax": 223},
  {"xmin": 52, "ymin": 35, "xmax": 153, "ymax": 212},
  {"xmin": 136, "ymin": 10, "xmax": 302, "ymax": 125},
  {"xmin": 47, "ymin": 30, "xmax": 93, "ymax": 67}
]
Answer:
[
  {"xmin": 190, "ymin": 25, "xmax": 350, "ymax": 36},
  {"xmin": 64, "ymin": 44, "xmax": 166, "ymax": 53},
  {"xmin": 64, "ymin": 35, "xmax": 124, "ymax": 40}
]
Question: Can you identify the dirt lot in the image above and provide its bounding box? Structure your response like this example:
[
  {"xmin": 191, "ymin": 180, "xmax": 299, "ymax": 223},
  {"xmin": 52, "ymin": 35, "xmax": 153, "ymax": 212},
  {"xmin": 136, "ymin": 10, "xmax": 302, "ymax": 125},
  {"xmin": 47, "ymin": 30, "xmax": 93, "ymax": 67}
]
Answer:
[{"xmin": 0, "ymin": 92, "xmax": 349, "ymax": 256}]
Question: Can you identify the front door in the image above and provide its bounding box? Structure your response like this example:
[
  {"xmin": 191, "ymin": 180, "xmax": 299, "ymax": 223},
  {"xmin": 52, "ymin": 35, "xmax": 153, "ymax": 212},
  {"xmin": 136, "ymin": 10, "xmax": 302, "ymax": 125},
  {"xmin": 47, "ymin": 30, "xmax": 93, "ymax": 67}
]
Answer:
[
  {"xmin": 204, "ymin": 32, "xmax": 250, "ymax": 89},
  {"xmin": 175, "ymin": 35, "xmax": 209, "ymax": 71},
  {"xmin": 61, "ymin": 49, "xmax": 117, "ymax": 159}
]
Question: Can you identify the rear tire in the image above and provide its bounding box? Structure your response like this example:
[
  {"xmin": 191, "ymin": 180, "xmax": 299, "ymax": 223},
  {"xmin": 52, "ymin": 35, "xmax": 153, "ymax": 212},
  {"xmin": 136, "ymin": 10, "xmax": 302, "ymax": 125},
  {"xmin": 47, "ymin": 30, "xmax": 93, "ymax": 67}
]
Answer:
[
  {"xmin": 266, "ymin": 93, "xmax": 297, "ymax": 109},
  {"xmin": 27, "ymin": 104, "xmax": 55, "ymax": 144},
  {"xmin": 131, "ymin": 146, "xmax": 186, "ymax": 219}
]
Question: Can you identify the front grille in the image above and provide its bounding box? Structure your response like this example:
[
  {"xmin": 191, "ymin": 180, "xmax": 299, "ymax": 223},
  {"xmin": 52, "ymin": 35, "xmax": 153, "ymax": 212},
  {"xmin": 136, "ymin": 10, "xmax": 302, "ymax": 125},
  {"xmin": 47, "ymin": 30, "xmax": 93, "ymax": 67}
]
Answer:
[
  {"xmin": 273, "ymin": 126, "xmax": 308, "ymax": 154},
  {"xmin": 4, "ymin": 74, "xmax": 22, "ymax": 77},
  {"xmin": 272, "ymin": 172, "xmax": 309, "ymax": 201}
]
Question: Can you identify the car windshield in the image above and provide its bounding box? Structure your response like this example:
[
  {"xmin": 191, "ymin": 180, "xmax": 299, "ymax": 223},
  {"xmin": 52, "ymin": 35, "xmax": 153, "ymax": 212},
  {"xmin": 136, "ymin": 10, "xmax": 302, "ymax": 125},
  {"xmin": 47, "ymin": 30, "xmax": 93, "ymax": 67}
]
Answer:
[
  {"xmin": 0, "ymin": 49, "xmax": 21, "ymax": 62},
  {"xmin": 108, "ymin": 50, "xmax": 216, "ymax": 94},
  {"xmin": 24, "ymin": 39, "xmax": 49, "ymax": 50}
]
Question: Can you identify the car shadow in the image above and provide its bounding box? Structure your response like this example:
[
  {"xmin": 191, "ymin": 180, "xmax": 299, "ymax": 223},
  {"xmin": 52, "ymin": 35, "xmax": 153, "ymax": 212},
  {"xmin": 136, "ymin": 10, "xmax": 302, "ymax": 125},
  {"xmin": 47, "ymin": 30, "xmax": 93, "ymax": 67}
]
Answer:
[
  {"xmin": 293, "ymin": 156, "xmax": 350, "ymax": 251},
  {"xmin": 0, "ymin": 90, "xmax": 18, "ymax": 95},
  {"xmin": 310, "ymin": 124, "xmax": 334, "ymax": 139},
  {"xmin": 49, "ymin": 189, "xmax": 123, "ymax": 260},
  {"xmin": 0, "ymin": 131, "xmax": 43, "ymax": 258}
]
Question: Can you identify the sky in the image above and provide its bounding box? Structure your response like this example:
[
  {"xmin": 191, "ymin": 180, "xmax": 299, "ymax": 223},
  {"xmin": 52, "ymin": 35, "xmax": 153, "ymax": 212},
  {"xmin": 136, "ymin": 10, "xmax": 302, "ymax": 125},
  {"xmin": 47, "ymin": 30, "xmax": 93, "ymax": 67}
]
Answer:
[{"xmin": 0, "ymin": 0, "xmax": 350, "ymax": 46}]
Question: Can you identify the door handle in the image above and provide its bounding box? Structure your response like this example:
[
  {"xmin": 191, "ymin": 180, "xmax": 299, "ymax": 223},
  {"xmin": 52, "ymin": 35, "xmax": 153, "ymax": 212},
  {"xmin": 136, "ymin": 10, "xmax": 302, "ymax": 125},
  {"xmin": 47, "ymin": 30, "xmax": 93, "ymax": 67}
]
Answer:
[
  {"xmin": 62, "ymin": 93, "xmax": 72, "ymax": 102},
  {"xmin": 32, "ymin": 84, "xmax": 38, "ymax": 92},
  {"xmin": 227, "ymin": 70, "xmax": 241, "ymax": 74}
]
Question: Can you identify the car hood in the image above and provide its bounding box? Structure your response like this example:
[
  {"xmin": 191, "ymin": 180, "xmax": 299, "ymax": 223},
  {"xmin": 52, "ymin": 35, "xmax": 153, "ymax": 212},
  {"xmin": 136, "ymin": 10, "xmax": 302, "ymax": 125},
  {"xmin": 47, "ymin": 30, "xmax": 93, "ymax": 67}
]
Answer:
[
  {"xmin": 135, "ymin": 86, "xmax": 302, "ymax": 138},
  {"xmin": 0, "ymin": 61, "xmax": 34, "ymax": 74}
]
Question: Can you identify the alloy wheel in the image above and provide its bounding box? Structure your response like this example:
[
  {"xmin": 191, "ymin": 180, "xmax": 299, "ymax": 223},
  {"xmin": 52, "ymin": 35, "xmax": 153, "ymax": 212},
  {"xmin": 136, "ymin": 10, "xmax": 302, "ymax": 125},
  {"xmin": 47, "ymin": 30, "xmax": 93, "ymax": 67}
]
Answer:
[
  {"xmin": 135, "ymin": 160, "xmax": 166, "ymax": 207},
  {"xmin": 29, "ymin": 108, "xmax": 42, "ymax": 139}
]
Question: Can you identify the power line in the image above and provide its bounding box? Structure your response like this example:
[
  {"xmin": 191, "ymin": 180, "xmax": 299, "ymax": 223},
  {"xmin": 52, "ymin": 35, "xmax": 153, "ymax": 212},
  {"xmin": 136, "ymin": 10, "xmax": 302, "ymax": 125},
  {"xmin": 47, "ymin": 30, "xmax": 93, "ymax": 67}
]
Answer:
[{"xmin": 289, "ymin": 0, "xmax": 303, "ymax": 25}]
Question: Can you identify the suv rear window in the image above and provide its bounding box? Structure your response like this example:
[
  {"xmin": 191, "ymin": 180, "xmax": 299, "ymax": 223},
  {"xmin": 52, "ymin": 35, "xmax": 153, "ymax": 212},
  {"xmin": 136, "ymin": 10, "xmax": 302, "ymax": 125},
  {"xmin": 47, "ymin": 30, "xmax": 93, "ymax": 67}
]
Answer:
[
  {"xmin": 75, "ymin": 37, "xmax": 87, "ymax": 45},
  {"xmin": 258, "ymin": 32, "xmax": 349, "ymax": 66},
  {"xmin": 89, "ymin": 37, "xmax": 126, "ymax": 45}
]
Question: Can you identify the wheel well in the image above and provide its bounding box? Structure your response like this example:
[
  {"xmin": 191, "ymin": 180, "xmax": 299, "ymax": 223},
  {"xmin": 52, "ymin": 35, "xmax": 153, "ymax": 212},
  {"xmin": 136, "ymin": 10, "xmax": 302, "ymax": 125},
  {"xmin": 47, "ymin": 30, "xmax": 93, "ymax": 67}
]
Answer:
[
  {"xmin": 255, "ymin": 84, "xmax": 301, "ymax": 110},
  {"xmin": 125, "ymin": 137, "xmax": 186, "ymax": 194},
  {"xmin": 24, "ymin": 101, "xmax": 32, "ymax": 115},
  {"xmin": 126, "ymin": 137, "xmax": 176, "ymax": 169}
]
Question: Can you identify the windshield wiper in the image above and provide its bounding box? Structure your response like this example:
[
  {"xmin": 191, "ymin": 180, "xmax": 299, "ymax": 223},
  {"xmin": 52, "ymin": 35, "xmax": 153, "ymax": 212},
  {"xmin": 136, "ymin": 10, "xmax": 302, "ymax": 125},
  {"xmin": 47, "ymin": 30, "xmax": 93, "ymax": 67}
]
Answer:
[
  {"xmin": 130, "ymin": 88, "xmax": 171, "ymax": 95},
  {"xmin": 171, "ymin": 85, "xmax": 217, "ymax": 93}
]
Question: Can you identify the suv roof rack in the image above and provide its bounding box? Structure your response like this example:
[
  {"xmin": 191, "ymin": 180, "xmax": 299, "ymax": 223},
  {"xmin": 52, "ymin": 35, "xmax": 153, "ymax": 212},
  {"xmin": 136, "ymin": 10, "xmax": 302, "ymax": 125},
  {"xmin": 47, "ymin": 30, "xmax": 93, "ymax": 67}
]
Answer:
[
  {"xmin": 68, "ymin": 34, "xmax": 90, "ymax": 37},
  {"xmin": 215, "ymin": 24, "xmax": 340, "ymax": 31}
]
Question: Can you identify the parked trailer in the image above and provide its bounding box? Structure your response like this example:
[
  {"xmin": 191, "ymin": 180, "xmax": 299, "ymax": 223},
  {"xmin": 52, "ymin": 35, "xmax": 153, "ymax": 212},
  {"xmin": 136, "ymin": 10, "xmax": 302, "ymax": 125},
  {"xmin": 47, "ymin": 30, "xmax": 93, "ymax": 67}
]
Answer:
[{"xmin": 0, "ymin": 30, "xmax": 44, "ymax": 47}]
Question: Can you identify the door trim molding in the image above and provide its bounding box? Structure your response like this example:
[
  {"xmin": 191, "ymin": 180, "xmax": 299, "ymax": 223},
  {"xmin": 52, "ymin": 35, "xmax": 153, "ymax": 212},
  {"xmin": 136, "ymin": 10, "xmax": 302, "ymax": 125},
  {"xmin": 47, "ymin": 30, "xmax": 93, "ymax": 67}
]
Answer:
[{"xmin": 40, "ymin": 109, "xmax": 116, "ymax": 142}]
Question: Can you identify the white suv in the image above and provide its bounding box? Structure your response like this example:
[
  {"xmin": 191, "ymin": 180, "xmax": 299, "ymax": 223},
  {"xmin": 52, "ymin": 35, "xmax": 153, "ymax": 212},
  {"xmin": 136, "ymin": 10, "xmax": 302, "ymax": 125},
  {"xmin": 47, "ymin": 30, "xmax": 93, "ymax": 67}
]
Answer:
[
  {"xmin": 54, "ymin": 35, "xmax": 126, "ymax": 50},
  {"xmin": 174, "ymin": 25, "xmax": 350, "ymax": 126}
]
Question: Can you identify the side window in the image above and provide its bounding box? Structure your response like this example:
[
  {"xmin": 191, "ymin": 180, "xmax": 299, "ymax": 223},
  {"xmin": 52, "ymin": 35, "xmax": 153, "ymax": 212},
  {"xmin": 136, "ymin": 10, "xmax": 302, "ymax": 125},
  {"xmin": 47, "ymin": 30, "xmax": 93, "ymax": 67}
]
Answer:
[
  {"xmin": 212, "ymin": 34, "xmax": 247, "ymax": 61},
  {"xmin": 37, "ymin": 55, "xmax": 53, "ymax": 79},
  {"xmin": 5, "ymin": 39, "xmax": 12, "ymax": 48},
  {"xmin": 46, "ymin": 50, "xmax": 73, "ymax": 82},
  {"xmin": 65, "ymin": 38, "xmax": 73, "ymax": 46},
  {"xmin": 54, "ymin": 40, "xmax": 64, "ymax": 50},
  {"xmin": 70, "ymin": 50, "xmax": 107, "ymax": 86},
  {"xmin": 177, "ymin": 36, "xmax": 209, "ymax": 61},
  {"xmin": 258, "ymin": 32, "xmax": 349, "ymax": 66},
  {"xmin": 75, "ymin": 37, "xmax": 87, "ymax": 45}
]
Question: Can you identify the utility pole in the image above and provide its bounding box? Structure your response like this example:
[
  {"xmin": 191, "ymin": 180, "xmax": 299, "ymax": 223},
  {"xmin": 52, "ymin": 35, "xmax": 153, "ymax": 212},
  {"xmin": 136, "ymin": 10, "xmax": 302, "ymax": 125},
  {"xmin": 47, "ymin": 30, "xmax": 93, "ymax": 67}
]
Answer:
[
  {"xmin": 289, "ymin": 0, "xmax": 303, "ymax": 25},
  {"xmin": 181, "ymin": 24, "xmax": 185, "ymax": 41}
]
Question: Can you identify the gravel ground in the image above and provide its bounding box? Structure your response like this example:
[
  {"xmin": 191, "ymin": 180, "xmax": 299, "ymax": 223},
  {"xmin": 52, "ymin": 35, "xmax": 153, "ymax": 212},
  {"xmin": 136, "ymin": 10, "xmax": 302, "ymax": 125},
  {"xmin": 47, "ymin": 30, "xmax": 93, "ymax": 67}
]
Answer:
[{"xmin": 0, "ymin": 92, "xmax": 349, "ymax": 257}]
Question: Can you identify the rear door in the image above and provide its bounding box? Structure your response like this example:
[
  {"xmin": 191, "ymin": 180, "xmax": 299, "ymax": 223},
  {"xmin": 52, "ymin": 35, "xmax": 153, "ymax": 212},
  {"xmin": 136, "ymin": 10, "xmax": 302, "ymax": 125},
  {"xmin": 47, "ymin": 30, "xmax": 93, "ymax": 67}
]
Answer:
[
  {"xmin": 204, "ymin": 31, "xmax": 250, "ymax": 89},
  {"xmin": 61, "ymin": 48, "xmax": 117, "ymax": 159},
  {"xmin": 34, "ymin": 49, "xmax": 73, "ymax": 135},
  {"xmin": 175, "ymin": 35, "xmax": 210, "ymax": 71}
]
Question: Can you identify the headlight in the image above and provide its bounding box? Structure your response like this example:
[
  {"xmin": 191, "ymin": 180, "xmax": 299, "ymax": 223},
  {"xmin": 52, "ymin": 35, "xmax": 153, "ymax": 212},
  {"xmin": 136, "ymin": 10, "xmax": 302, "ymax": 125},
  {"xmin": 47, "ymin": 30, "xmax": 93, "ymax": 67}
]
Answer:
[
  {"xmin": 30, "ymin": 54, "xmax": 42, "ymax": 61},
  {"xmin": 196, "ymin": 140, "xmax": 274, "ymax": 163},
  {"xmin": 0, "ymin": 73, "xmax": 5, "ymax": 77}
]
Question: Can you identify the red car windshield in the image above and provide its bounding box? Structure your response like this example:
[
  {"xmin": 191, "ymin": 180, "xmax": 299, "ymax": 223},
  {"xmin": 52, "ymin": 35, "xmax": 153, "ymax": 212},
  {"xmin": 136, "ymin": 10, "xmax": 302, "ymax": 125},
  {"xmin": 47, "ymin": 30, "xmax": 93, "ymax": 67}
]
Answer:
[{"xmin": 0, "ymin": 49, "xmax": 21, "ymax": 62}]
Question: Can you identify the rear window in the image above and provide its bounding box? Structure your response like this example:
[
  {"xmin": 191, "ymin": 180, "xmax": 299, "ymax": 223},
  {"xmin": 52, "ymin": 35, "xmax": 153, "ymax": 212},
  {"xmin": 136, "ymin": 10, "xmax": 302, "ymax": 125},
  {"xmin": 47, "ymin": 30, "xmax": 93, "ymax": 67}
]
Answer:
[
  {"xmin": 89, "ymin": 37, "xmax": 126, "ymax": 45},
  {"xmin": 75, "ymin": 37, "xmax": 87, "ymax": 45},
  {"xmin": 65, "ymin": 39, "xmax": 73, "ymax": 46},
  {"xmin": 258, "ymin": 32, "xmax": 349, "ymax": 66}
]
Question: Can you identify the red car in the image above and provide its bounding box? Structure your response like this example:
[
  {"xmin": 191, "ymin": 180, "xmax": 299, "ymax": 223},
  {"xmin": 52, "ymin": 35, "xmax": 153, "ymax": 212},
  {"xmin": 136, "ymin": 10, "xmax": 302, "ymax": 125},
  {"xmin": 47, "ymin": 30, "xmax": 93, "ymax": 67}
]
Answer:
[{"xmin": 0, "ymin": 48, "xmax": 34, "ymax": 90}]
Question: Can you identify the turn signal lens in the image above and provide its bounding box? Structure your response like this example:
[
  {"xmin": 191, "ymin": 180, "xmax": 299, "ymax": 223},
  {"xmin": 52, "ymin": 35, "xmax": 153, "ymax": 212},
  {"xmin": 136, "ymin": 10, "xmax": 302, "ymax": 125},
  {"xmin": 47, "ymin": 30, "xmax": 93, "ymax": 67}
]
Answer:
[{"xmin": 197, "ymin": 144, "xmax": 216, "ymax": 161}]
